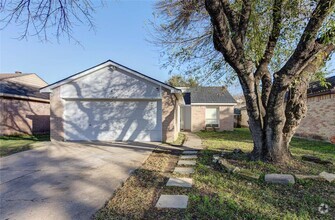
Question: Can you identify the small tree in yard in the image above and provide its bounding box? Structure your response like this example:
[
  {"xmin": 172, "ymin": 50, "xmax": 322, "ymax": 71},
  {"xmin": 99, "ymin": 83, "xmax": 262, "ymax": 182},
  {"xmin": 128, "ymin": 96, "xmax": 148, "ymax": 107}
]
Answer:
[{"xmin": 153, "ymin": 0, "xmax": 335, "ymax": 163}]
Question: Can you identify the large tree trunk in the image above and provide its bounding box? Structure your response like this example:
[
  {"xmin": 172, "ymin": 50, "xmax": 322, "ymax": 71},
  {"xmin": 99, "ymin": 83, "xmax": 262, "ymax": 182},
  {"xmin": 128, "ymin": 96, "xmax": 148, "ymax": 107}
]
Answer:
[
  {"xmin": 205, "ymin": 0, "xmax": 335, "ymax": 163},
  {"xmin": 248, "ymin": 44, "xmax": 335, "ymax": 163}
]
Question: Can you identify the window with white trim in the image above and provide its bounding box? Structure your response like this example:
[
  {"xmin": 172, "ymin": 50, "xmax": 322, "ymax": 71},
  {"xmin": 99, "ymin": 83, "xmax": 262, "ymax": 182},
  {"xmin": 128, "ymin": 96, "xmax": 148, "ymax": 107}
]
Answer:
[{"xmin": 205, "ymin": 107, "xmax": 219, "ymax": 128}]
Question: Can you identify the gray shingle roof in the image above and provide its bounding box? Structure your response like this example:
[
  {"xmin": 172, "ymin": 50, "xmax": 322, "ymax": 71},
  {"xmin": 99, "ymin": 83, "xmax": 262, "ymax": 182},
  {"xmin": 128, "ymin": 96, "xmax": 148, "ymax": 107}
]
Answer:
[
  {"xmin": 0, "ymin": 80, "xmax": 49, "ymax": 100},
  {"xmin": 189, "ymin": 87, "xmax": 236, "ymax": 104},
  {"xmin": 307, "ymin": 75, "xmax": 335, "ymax": 96}
]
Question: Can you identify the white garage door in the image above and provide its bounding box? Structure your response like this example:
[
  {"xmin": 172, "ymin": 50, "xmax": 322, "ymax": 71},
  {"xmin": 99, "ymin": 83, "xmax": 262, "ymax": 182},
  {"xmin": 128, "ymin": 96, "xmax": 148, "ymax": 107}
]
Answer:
[{"xmin": 63, "ymin": 100, "xmax": 162, "ymax": 142}]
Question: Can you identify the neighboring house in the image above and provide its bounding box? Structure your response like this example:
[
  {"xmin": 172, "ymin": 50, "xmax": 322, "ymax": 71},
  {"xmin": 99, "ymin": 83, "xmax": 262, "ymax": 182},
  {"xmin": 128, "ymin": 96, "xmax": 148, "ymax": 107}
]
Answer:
[
  {"xmin": 0, "ymin": 72, "xmax": 50, "ymax": 135},
  {"xmin": 296, "ymin": 76, "xmax": 335, "ymax": 143},
  {"xmin": 178, "ymin": 87, "xmax": 237, "ymax": 132},
  {"xmin": 41, "ymin": 60, "xmax": 183, "ymax": 142}
]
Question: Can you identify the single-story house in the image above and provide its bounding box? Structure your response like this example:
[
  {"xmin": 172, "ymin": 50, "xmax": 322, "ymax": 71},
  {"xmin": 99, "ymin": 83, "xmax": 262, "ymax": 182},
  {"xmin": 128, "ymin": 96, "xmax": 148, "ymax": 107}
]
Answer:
[
  {"xmin": 0, "ymin": 72, "xmax": 50, "ymax": 135},
  {"xmin": 296, "ymin": 75, "xmax": 335, "ymax": 143},
  {"xmin": 41, "ymin": 60, "xmax": 236, "ymax": 142},
  {"xmin": 178, "ymin": 87, "xmax": 237, "ymax": 131}
]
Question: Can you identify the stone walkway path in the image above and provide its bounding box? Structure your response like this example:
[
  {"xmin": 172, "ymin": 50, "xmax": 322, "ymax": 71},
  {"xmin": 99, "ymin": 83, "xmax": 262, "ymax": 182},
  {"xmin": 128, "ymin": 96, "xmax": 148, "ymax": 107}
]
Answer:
[
  {"xmin": 182, "ymin": 132, "xmax": 203, "ymax": 150},
  {"xmin": 155, "ymin": 133, "xmax": 203, "ymax": 209}
]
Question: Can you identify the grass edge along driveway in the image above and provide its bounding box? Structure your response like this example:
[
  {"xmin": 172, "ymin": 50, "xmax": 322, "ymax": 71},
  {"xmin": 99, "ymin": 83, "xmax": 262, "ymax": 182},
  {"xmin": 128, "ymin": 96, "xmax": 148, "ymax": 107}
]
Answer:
[{"xmin": 0, "ymin": 134, "xmax": 50, "ymax": 157}]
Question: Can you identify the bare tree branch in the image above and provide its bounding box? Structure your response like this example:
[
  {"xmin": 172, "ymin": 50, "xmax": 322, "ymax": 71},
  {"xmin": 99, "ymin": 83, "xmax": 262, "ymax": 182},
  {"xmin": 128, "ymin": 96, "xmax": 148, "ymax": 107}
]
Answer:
[
  {"xmin": 237, "ymin": 0, "xmax": 252, "ymax": 47},
  {"xmin": 220, "ymin": 0, "xmax": 238, "ymax": 32},
  {"xmin": 0, "ymin": 0, "xmax": 98, "ymax": 42}
]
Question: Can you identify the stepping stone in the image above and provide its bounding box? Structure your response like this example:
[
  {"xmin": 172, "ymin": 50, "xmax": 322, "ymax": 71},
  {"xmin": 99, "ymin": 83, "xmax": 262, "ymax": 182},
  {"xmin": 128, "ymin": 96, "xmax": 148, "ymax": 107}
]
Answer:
[
  {"xmin": 182, "ymin": 150, "xmax": 198, "ymax": 155},
  {"xmin": 178, "ymin": 160, "xmax": 196, "ymax": 166},
  {"xmin": 295, "ymin": 174, "xmax": 322, "ymax": 180},
  {"xmin": 237, "ymin": 170, "xmax": 261, "ymax": 180},
  {"xmin": 174, "ymin": 167, "xmax": 194, "ymax": 174},
  {"xmin": 180, "ymin": 155, "xmax": 197, "ymax": 160},
  {"xmin": 319, "ymin": 171, "xmax": 335, "ymax": 182},
  {"xmin": 166, "ymin": 177, "xmax": 193, "ymax": 187},
  {"xmin": 265, "ymin": 174, "xmax": 295, "ymax": 185},
  {"xmin": 155, "ymin": 195, "xmax": 188, "ymax": 209}
]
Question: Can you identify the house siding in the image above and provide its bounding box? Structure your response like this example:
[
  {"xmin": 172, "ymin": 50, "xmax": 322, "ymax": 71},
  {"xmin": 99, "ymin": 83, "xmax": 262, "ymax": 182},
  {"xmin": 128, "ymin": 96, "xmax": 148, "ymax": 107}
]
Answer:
[
  {"xmin": 191, "ymin": 106, "xmax": 206, "ymax": 132},
  {"xmin": 296, "ymin": 93, "xmax": 335, "ymax": 142},
  {"xmin": 219, "ymin": 106, "xmax": 234, "ymax": 131},
  {"xmin": 162, "ymin": 89, "xmax": 178, "ymax": 142},
  {"xmin": 190, "ymin": 105, "xmax": 234, "ymax": 132},
  {"xmin": 50, "ymin": 87, "xmax": 64, "ymax": 141},
  {"xmin": 60, "ymin": 67, "xmax": 161, "ymax": 99},
  {"xmin": 50, "ymin": 85, "xmax": 178, "ymax": 142},
  {"xmin": 0, "ymin": 97, "xmax": 50, "ymax": 135}
]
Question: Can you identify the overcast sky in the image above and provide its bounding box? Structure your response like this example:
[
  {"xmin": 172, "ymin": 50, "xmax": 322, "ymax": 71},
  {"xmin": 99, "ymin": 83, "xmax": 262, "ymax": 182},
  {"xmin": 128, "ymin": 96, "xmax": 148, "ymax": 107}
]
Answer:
[{"xmin": 0, "ymin": 1, "xmax": 333, "ymax": 95}]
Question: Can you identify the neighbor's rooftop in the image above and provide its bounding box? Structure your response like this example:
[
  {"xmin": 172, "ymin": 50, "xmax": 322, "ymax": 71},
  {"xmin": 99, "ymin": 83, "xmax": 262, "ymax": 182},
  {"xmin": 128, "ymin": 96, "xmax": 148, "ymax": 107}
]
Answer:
[{"xmin": 179, "ymin": 86, "xmax": 237, "ymax": 105}]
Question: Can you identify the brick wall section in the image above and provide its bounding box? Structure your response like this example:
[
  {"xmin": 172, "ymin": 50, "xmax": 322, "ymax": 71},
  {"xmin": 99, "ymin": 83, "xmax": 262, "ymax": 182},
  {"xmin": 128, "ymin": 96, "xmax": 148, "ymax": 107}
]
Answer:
[
  {"xmin": 296, "ymin": 93, "xmax": 335, "ymax": 142},
  {"xmin": 50, "ymin": 87, "xmax": 64, "ymax": 141},
  {"xmin": 191, "ymin": 106, "xmax": 206, "ymax": 132},
  {"xmin": 0, "ymin": 97, "xmax": 50, "ymax": 135},
  {"xmin": 191, "ymin": 105, "xmax": 235, "ymax": 131},
  {"xmin": 161, "ymin": 89, "xmax": 178, "ymax": 142},
  {"xmin": 219, "ymin": 106, "xmax": 234, "ymax": 131}
]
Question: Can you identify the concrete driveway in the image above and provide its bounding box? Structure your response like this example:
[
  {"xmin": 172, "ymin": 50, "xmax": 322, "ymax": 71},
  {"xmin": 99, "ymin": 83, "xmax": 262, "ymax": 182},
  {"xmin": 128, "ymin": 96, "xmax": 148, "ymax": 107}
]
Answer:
[{"xmin": 0, "ymin": 141, "xmax": 157, "ymax": 220}]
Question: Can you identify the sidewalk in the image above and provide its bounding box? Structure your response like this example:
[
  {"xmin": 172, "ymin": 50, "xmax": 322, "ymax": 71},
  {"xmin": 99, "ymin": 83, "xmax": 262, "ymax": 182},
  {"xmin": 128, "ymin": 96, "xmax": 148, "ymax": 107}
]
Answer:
[{"xmin": 182, "ymin": 132, "xmax": 203, "ymax": 150}]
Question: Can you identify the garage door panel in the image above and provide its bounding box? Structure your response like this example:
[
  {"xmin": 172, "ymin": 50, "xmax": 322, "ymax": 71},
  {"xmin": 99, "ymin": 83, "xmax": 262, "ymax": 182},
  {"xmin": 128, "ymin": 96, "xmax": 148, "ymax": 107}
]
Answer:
[{"xmin": 64, "ymin": 100, "xmax": 162, "ymax": 141}]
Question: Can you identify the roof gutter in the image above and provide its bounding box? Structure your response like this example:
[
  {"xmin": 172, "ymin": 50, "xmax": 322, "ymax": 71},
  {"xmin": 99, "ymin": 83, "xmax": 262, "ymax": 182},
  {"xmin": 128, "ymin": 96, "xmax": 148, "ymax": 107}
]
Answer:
[
  {"xmin": 307, "ymin": 89, "xmax": 335, "ymax": 98},
  {"xmin": 0, "ymin": 93, "xmax": 50, "ymax": 103}
]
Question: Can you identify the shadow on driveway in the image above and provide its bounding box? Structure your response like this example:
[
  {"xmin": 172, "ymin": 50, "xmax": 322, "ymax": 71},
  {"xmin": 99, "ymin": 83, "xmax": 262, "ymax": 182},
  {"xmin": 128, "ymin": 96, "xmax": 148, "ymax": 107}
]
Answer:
[{"xmin": 0, "ymin": 141, "xmax": 157, "ymax": 220}]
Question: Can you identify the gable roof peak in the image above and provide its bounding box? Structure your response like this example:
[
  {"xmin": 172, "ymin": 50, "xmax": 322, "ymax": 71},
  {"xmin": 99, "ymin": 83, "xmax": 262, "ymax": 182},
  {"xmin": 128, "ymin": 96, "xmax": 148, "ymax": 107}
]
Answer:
[{"xmin": 41, "ymin": 59, "xmax": 181, "ymax": 93}]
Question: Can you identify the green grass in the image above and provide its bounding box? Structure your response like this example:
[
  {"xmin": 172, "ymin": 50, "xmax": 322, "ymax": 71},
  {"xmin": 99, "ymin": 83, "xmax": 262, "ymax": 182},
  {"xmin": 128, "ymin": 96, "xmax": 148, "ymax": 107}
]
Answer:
[
  {"xmin": 96, "ymin": 129, "xmax": 335, "ymax": 219},
  {"xmin": 186, "ymin": 149, "xmax": 335, "ymax": 219},
  {"xmin": 190, "ymin": 128, "xmax": 335, "ymax": 219},
  {"xmin": 196, "ymin": 128, "xmax": 335, "ymax": 174},
  {"xmin": 0, "ymin": 134, "xmax": 50, "ymax": 157},
  {"xmin": 170, "ymin": 133, "xmax": 186, "ymax": 146},
  {"xmin": 196, "ymin": 128, "xmax": 334, "ymax": 161}
]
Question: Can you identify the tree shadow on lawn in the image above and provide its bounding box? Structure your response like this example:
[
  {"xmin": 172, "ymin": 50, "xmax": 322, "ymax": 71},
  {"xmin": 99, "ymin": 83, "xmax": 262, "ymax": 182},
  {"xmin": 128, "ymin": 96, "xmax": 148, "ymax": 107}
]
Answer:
[{"xmin": 290, "ymin": 137, "xmax": 335, "ymax": 162}]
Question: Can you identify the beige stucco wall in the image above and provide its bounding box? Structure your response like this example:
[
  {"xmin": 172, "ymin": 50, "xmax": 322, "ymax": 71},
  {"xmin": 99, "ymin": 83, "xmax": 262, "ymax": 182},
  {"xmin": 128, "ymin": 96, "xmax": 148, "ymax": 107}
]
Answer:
[
  {"xmin": 50, "ymin": 87, "xmax": 65, "ymax": 141},
  {"xmin": 0, "ymin": 97, "xmax": 50, "ymax": 135},
  {"xmin": 162, "ymin": 89, "xmax": 178, "ymax": 142},
  {"xmin": 296, "ymin": 93, "xmax": 335, "ymax": 142},
  {"xmin": 190, "ymin": 105, "xmax": 234, "ymax": 132}
]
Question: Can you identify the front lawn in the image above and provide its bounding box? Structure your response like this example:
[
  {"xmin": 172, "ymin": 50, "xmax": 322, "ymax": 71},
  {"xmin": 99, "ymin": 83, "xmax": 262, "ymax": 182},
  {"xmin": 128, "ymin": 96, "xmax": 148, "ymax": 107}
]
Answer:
[
  {"xmin": 96, "ymin": 129, "xmax": 335, "ymax": 219},
  {"xmin": 0, "ymin": 134, "xmax": 50, "ymax": 157},
  {"xmin": 197, "ymin": 128, "xmax": 335, "ymax": 174}
]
